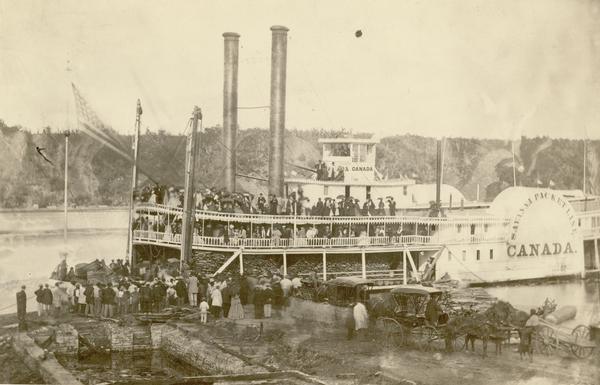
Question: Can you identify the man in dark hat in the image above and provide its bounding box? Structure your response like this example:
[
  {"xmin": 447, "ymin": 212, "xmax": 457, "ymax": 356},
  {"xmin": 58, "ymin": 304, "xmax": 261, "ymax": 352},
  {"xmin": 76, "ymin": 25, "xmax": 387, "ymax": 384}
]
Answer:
[
  {"xmin": 16, "ymin": 286, "xmax": 27, "ymax": 331},
  {"xmin": 34, "ymin": 284, "xmax": 44, "ymax": 317},
  {"xmin": 388, "ymin": 197, "xmax": 396, "ymax": 216},
  {"xmin": 175, "ymin": 277, "xmax": 187, "ymax": 307},
  {"xmin": 102, "ymin": 283, "xmax": 116, "ymax": 318},
  {"xmin": 42, "ymin": 284, "xmax": 53, "ymax": 316},
  {"xmin": 269, "ymin": 194, "xmax": 278, "ymax": 215},
  {"xmin": 315, "ymin": 197, "xmax": 324, "ymax": 216},
  {"xmin": 140, "ymin": 283, "xmax": 152, "ymax": 313},
  {"xmin": 257, "ymin": 193, "xmax": 266, "ymax": 214}
]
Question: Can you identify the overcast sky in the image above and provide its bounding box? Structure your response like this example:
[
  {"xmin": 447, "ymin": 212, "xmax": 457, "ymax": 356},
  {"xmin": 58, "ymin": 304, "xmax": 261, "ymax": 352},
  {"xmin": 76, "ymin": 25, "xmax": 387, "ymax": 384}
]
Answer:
[{"xmin": 1, "ymin": 0, "xmax": 600, "ymax": 139}]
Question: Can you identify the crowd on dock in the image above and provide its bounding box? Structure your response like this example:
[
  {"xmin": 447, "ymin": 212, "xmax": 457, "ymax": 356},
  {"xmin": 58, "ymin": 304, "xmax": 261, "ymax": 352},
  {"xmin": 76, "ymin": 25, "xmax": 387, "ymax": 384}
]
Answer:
[{"xmin": 38, "ymin": 258, "xmax": 307, "ymax": 324}]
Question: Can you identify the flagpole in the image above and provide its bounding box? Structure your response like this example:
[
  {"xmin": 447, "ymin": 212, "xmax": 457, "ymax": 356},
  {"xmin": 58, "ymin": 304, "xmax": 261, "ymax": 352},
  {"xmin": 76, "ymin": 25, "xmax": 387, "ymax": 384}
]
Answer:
[
  {"xmin": 64, "ymin": 132, "xmax": 69, "ymax": 244},
  {"xmin": 127, "ymin": 100, "xmax": 142, "ymax": 266},
  {"xmin": 583, "ymin": 139, "xmax": 587, "ymax": 195},
  {"xmin": 584, "ymin": 138, "xmax": 587, "ymax": 212}
]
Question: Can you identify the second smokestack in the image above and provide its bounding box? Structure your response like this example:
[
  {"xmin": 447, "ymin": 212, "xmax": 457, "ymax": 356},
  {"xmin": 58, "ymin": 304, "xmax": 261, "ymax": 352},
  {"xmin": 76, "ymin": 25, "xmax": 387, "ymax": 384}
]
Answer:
[
  {"xmin": 268, "ymin": 25, "xmax": 289, "ymax": 198},
  {"xmin": 222, "ymin": 32, "xmax": 240, "ymax": 193}
]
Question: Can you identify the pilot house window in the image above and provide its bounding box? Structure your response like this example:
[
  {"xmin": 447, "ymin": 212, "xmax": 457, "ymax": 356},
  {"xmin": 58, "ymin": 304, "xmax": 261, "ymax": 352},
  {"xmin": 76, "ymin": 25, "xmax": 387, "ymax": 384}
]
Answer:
[{"xmin": 330, "ymin": 143, "xmax": 350, "ymax": 157}]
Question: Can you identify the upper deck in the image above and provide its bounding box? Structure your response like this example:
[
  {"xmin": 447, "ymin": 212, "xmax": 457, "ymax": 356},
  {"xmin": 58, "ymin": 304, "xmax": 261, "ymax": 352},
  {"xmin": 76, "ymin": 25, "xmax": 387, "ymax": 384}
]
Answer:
[{"xmin": 131, "ymin": 191, "xmax": 600, "ymax": 254}]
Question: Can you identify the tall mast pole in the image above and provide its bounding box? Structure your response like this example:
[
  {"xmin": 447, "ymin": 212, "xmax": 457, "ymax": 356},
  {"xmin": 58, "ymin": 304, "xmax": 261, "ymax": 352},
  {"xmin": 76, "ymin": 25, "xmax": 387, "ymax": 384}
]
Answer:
[
  {"xmin": 64, "ymin": 132, "xmax": 69, "ymax": 244},
  {"xmin": 180, "ymin": 106, "xmax": 201, "ymax": 272},
  {"xmin": 127, "ymin": 99, "xmax": 142, "ymax": 265},
  {"xmin": 583, "ymin": 139, "xmax": 587, "ymax": 195},
  {"xmin": 583, "ymin": 138, "xmax": 587, "ymax": 212}
]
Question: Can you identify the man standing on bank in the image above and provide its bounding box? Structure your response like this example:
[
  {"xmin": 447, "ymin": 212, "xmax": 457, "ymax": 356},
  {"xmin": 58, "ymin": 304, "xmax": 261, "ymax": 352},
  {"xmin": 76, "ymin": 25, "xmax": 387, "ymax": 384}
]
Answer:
[
  {"xmin": 188, "ymin": 274, "xmax": 199, "ymax": 307},
  {"xmin": 34, "ymin": 284, "xmax": 44, "ymax": 317},
  {"xmin": 16, "ymin": 286, "xmax": 27, "ymax": 331}
]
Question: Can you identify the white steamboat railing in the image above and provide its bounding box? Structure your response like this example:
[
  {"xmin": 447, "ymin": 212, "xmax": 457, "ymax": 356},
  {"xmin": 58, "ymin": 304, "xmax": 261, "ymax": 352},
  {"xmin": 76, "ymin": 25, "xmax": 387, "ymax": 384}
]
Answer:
[
  {"xmin": 133, "ymin": 230, "xmax": 435, "ymax": 249},
  {"xmin": 134, "ymin": 203, "xmax": 510, "ymax": 226},
  {"xmin": 132, "ymin": 230, "xmax": 507, "ymax": 250}
]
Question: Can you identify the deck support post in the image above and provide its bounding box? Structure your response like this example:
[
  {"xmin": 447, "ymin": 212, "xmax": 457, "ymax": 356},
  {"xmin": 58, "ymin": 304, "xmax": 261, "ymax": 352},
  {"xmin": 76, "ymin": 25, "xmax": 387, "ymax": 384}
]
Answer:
[
  {"xmin": 403, "ymin": 249, "xmax": 407, "ymax": 285},
  {"xmin": 239, "ymin": 251, "xmax": 244, "ymax": 275},
  {"xmin": 322, "ymin": 249, "xmax": 327, "ymax": 281},
  {"xmin": 594, "ymin": 238, "xmax": 600, "ymax": 270},
  {"xmin": 361, "ymin": 248, "xmax": 367, "ymax": 279},
  {"xmin": 283, "ymin": 250, "xmax": 287, "ymax": 276},
  {"xmin": 406, "ymin": 249, "xmax": 419, "ymax": 282}
]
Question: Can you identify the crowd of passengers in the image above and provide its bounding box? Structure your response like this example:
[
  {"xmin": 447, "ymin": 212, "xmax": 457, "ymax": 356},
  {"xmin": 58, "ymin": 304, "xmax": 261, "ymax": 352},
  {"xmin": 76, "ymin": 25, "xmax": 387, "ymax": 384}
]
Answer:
[
  {"xmin": 134, "ymin": 211, "xmax": 430, "ymax": 244},
  {"xmin": 137, "ymin": 185, "xmax": 397, "ymax": 217},
  {"xmin": 313, "ymin": 160, "xmax": 345, "ymax": 181}
]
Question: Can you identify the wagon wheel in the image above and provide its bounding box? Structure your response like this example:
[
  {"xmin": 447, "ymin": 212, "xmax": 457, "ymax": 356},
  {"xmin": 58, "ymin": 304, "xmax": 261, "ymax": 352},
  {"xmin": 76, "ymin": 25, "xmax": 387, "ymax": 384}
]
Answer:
[
  {"xmin": 377, "ymin": 317, "xmax": 405, "ymax": 348},
  {"xmin": 534, "ymin": 325, "xmax": 556, "ymax": 356},
  {"xmin": 411, "ymin": 325, "xmax": 438, "ymax": 352},
  {"xmin": 571, "ymin": 325, "xmax": 594, "ymax": 359}
]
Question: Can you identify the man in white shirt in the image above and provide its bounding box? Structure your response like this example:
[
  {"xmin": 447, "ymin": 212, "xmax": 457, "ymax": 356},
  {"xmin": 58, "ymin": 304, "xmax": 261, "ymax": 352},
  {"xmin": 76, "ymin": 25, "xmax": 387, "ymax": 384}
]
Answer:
[
  {"xmin": 525, "ymin": 309, "xmax": 540, "ymax": 328},
  {"xmin": 211, "ymin": 288, "xmax": 223, "ymax": 319},
  {"xmin": 65, "ymin": 282, "xmax": 75, "ymax": 313},
  {"xmin": 280, "ymin": 275, "xmax": 293, "ymax": 297},
  {"xmin": 353, "ymin": 301, "xmax": 369, "ymax": 339},
  {"xmin": 291, "ymin": 274, "xmax": 302, "ymax": 296}
]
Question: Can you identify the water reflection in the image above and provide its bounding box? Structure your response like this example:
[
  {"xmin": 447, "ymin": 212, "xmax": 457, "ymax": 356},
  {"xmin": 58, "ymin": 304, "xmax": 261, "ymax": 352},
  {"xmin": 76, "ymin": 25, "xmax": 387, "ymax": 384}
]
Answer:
[{"xmin": 57, "ymin": 351, "xmax": 203, "ymax": 384}]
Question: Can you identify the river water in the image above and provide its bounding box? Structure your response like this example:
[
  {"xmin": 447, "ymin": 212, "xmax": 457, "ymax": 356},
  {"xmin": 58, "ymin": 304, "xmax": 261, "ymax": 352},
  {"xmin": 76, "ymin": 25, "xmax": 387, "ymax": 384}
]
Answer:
[
  {"xmin": 0, "ymin": 209, "xmax": 128, "ymax": 314},
  {"xmin": 0, "ymin": 209, "xmax": 598, "ymax": 327}
]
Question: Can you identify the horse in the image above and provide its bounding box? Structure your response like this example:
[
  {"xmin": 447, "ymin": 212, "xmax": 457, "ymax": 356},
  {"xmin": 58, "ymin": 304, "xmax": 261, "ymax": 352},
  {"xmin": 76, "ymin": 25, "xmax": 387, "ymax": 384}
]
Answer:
[
  {"xmin": 451, "ymin": 311, "xmax": 508, "ymax": 357},
  {"xmin": 518, "ymin": 327, "xmax": 534, "ymax": 361}
]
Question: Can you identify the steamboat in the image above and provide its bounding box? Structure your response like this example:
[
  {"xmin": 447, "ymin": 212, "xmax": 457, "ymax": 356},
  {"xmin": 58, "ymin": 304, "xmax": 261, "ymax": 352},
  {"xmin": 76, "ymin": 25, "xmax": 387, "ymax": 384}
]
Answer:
[{"xmin": 121, "ymin": 26, "xmax": 600, "ymax": 286}]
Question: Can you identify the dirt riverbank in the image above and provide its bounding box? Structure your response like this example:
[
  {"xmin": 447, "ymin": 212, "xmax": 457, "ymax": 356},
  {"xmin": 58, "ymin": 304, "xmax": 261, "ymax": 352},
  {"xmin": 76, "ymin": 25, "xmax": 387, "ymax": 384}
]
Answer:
[
  {"xmin": 168, "ymin": 306, "xmax": 600, "ymax": 385},
  {"xmin": 1, "ymin": 307, "xmax": 599, "ymax": 385}
]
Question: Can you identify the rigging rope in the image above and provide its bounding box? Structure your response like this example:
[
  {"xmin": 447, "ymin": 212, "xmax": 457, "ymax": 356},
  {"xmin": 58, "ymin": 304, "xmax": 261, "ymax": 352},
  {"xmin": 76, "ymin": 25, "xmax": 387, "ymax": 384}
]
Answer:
[{"xmin": 443, "ymin": 246, "xmax": 488, "ymax": 283}]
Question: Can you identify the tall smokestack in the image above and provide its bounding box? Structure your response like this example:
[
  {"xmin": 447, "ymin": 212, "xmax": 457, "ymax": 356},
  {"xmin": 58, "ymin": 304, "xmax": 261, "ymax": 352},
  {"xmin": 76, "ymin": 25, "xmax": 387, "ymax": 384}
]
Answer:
[
  {"xmin": 268, "ymin": 25, "xmax": 289, "ymax": 197},
  {"xmin": 222, "ymin": 32, "xmax": 240, "ymax": 193}
]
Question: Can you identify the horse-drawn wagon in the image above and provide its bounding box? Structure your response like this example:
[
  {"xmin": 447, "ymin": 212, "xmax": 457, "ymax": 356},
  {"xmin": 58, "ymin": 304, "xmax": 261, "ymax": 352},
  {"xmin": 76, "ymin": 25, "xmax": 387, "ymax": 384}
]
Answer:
[
  {"xmin": 534, "ymin": 320, "xmax": 596, "ymax": 359},
  {"xmin": 370, "ymin": 285, "xmax": 465, "ymax": 351}
]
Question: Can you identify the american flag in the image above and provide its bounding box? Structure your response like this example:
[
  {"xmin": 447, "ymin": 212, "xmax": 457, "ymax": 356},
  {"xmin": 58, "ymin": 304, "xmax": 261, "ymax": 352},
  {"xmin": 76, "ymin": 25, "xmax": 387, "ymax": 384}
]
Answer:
[
  {"xmin": 72, "ymin": 83, "xmax": 157, "ymax": 183},
  {"xmin": 72, "ymin": 83, "xmax": 132, "ymax": 161}
]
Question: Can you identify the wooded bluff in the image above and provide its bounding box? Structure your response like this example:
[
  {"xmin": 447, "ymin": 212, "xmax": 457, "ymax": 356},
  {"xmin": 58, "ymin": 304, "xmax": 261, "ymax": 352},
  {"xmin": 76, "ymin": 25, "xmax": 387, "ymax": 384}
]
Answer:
[{"xmin": 0, "ymin": 120, "xmax": 598, "ymax": 208}]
